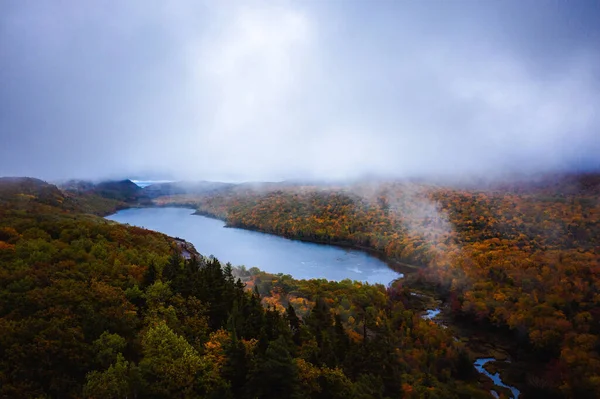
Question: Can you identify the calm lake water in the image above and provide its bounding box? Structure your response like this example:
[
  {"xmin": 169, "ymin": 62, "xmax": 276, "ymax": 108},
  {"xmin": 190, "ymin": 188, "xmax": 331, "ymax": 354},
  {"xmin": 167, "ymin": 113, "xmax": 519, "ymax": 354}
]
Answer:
[{"xmin": 106, "ymin": 207, "xmax": 401, "ymax": 285}]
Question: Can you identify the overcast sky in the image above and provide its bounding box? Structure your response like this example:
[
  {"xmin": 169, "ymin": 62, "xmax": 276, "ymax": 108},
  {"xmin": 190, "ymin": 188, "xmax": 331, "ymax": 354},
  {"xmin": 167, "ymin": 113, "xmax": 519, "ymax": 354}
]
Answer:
[{"xmin": 1, "ymin": 0, "xmax": 599, "ymax": 182}]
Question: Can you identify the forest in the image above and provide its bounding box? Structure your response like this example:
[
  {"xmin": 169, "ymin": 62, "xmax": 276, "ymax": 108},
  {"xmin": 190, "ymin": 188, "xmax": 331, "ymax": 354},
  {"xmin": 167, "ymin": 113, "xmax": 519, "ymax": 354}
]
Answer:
[
  {"xmin": 0, "ymin": 177, "xmax": 489, "ymax": 398},
  {"xmin": 153, "ymin": 174, "xmax": 600, "ymax": 398}
]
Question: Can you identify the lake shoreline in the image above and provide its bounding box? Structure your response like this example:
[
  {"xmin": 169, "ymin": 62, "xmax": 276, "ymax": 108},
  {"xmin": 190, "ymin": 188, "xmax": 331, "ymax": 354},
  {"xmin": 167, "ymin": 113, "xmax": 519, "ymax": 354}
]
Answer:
[
  {"xmin": 107, "ymin": 205, "xmax": 530, "ymax": 396},
  {"xmin": 192, "ymin": 209, "xmax": 421, "ymax": 278},
  {"xmin": 108, "ymin": 203, "xmax": 421, "ymax": 278},
  {"xmin": 106, "ymin": 206, "xmax": 399, "ymax": 285}
]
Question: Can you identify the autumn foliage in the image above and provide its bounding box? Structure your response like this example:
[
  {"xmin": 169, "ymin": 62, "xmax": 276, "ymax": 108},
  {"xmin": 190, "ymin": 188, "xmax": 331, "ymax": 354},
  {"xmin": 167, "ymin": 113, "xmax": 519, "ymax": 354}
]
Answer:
[
  {"xmin": 0, "ymin": 178, "xmax": 486, "ymax": 398},
  {"xmin": 155, "ymin": 174, "xmax": 600, "ymax": 397}
]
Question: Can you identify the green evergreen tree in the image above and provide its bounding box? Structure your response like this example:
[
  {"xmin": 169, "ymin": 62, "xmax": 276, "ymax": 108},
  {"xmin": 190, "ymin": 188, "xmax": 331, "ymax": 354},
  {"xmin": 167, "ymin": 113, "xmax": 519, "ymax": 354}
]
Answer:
[
  {"xmin": 248, "ymin": 336, "xmax": 298, "ymax": 399},
  {"xmin": 142, "ymin": 260, "xmax": 157, "ymax": 288},
  {"xmin": 306, "ymin": 297, "xmax": 333, "ymax": 346},
  {"xmin": 223, "ymin": 332, "xmax": 248, "ymax": 398},
  {"xmin": 242, "ymin": 289, "xmax": 264, "ymax": 339},
  {"xmin": 333, "ymin": 314, "xmax": 349, "ymax": 363},
  {"xmin": 162, "ymin": 250, "xmax": 181, "ymax": 282},
  {"xmin": 286, "ymin": 302, "xmax": 302, "ymax": 345}
]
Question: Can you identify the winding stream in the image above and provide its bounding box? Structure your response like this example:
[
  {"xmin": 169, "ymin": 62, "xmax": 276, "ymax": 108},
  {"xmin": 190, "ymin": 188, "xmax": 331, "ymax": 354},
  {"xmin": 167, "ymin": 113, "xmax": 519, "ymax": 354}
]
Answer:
[
  {"xmin": 474, "ymin": 358, "xmax": 520, "ymax": 399},
  {"xmin": 422, "ymin": 308, "xmax": 441, "ymax": 320},
  {"xmin": 421, "ymin": 309, "xmax": 520, "ymax": 398}
]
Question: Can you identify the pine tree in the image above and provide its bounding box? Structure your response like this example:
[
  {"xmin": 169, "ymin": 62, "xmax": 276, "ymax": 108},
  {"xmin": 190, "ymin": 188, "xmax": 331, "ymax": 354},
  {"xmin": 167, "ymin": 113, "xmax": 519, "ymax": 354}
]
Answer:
[
  {"xmin": 306, "ymin": 297, "xmax": 333, "ymax": 346},
  {"xmin": 223, "ymin": 332, "xmax": 248, "ymax": 397},
  {"xmin": 247, "ymin": 336, "xmax": 298, "ymax": 399},
  {"xmin": 142, "ymin": 260, "xmax": 157, "ymax": 288},
  {"xmin": 286, "ymin": 303, "xmax": 302, "ymax": 345},
  {"xmin": 333, "ymin": 313, "xmax": 350, "ymax": 364},
  {"xmin": 162, "ymin": 249, "xmax": 181, "ymax": 282}
]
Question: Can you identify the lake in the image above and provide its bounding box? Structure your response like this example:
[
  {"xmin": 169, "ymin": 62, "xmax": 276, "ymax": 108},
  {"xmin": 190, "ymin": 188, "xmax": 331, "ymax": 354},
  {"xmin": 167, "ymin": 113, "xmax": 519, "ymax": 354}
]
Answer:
[{"xmin": 106, "ymin": 207, "xmax": 401, "ymax": 284}]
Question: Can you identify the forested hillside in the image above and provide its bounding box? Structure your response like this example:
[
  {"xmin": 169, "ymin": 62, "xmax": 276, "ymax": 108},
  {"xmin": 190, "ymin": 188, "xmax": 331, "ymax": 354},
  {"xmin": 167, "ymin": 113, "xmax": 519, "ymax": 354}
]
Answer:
[
  {"xmin": 0, "ymin": 178, "xmax": 487, "ymax": 398},
  {"xmin": 154, "ymin": 174, "xmax": 600, "ymax": 397},
  {"xmin": 58, "ymin": 178, "xmax": 150, "ymax": 215}
]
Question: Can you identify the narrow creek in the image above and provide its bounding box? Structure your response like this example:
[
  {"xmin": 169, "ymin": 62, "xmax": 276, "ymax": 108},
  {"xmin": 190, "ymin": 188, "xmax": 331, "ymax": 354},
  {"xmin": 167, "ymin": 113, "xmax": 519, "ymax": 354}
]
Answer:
[
  {"xmin": 473, "ymin": 358, "xmax": 521, "ymax": 399},
  {"xmin": 421, "ymin": 308, "xmax": 521, "ymax": 399}
]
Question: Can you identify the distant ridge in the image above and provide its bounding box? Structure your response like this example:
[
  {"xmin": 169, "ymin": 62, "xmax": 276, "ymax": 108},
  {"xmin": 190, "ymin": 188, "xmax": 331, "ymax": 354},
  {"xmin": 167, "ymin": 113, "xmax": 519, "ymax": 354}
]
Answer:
[
  {"xmin": 0, "ymin": 177, "xmax": 66, "ymax": 208},
  {"xmin": 142, "ymin": 180, "xmax": 235, "ymax": 198},
  {"xmin": 60, "ymin": 179, "xmax": 144, "ymax": 202}
]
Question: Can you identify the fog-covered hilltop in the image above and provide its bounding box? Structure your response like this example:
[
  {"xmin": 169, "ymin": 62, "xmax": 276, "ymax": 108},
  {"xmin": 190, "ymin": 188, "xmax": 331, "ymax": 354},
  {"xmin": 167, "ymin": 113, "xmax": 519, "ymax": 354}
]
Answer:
[
  {"xmin": 60, "ymin": 179, "xmax": 144, "ymax": 201},
  {"xmin": 142, "ymin": 180, "xmax": 235, "ymax": 198}
]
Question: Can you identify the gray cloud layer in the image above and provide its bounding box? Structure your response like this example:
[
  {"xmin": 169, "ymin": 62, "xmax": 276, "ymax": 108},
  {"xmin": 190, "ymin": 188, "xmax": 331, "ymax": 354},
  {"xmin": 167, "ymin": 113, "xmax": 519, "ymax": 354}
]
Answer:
[{"xmin": 1, "ymin": 0, "xmax": 599, "ymax": 181}]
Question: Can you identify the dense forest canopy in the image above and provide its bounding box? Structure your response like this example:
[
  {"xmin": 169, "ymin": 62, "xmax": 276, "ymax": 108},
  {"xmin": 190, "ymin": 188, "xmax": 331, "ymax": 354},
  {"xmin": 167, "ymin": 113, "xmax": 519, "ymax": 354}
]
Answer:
[
  {"xmin": 153, "ymin": 173, "xmax": 600, "ymax": 398},
  {"xmin": 0, "ymin": 177, "xmax": 490, "ymax": 398}
]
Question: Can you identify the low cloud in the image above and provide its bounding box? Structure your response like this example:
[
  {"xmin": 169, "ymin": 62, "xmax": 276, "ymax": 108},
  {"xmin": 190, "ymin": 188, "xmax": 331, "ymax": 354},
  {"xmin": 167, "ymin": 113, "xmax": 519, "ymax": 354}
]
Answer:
[{"xmin": 1, "ymin": 1, "xmax": 599, "ymax": 181}]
